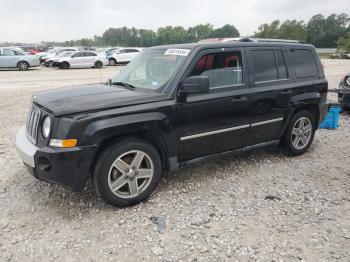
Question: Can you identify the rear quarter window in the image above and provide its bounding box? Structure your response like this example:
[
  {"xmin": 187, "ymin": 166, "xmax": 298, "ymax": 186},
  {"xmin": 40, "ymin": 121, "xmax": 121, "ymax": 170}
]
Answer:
[{"xmin": 291, "ymin": 49, "xmax": 318, "ymax": 78}]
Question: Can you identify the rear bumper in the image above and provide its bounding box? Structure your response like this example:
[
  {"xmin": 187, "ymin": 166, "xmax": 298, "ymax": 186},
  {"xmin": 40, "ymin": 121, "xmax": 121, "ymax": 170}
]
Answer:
[{"xmin": 16, "ymin": 126, "xmax": 98, "ymax": 192}]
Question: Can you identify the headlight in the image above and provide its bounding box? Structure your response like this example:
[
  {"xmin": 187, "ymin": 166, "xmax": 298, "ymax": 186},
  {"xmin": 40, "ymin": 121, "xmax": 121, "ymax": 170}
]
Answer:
[
  {"xmin": 345, "ymin": 76, "xmax": 350, "ymax": 87},
  {"xmin": 42, "ymin": 116, "xmax": 51, "ymax": 138}
]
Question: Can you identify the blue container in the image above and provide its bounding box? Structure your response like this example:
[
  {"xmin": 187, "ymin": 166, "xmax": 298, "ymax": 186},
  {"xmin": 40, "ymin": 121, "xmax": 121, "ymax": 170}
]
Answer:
[{"xmin": 319, "ymin": 105, "xmax": 341, "ymax": 129}]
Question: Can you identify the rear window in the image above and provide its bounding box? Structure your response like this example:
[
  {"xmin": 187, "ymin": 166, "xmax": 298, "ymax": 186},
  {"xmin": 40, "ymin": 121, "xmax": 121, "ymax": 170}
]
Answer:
[{"xmin": 291, "ymin": 49, "xmax": 318, "ymax": 78}]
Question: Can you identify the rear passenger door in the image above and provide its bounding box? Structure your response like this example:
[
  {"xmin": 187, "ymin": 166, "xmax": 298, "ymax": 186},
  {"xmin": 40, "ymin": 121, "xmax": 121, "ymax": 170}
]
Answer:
[{"xmin": 246, "ymin": 47, "xmax": 293, "ymax": 145}]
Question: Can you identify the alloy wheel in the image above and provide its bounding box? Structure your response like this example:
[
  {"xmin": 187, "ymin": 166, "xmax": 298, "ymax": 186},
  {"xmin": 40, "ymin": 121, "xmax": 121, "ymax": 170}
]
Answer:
[
  {"xmin": 108, "ymin": 150, "xmax": 154, "ymax": 199},
  {"xmin": 291, "ymin": 117, "xmax": 312, "ymax": 150},
  {"xmin": 18, "ymin": 62, "xmax": 28, "ymax": 71}
]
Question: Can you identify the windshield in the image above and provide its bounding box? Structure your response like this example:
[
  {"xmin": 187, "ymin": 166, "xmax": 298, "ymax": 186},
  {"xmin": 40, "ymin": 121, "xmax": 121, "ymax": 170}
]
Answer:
[{"xmin": 112, "ymin": 48, "xmax": 189, "ymax": 91}]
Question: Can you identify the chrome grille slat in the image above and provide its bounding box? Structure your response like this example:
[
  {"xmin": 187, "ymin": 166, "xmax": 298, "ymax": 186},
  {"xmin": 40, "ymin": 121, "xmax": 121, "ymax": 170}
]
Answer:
[{"xmin": 26, "ymin": 105, "xmax": 41, "ymax": 145}]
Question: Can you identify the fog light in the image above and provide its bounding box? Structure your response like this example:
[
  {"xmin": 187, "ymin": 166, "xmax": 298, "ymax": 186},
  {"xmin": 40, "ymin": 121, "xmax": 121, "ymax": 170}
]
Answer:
[{"xmin": 49, "ymin": 139, "xmax": 77, "ymax": 148}]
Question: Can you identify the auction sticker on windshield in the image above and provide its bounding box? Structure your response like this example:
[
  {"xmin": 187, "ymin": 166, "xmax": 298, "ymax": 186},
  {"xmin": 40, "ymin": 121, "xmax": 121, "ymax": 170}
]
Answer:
[{"xmin": 164, "ymin": 49, "xmax": 191, "ymax": 56}]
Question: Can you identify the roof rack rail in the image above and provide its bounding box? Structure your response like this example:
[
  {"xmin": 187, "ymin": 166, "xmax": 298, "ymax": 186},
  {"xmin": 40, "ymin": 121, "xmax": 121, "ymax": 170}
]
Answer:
[{"xmin": 234, "ymin": 37, "xmax": 300, "ymax": 43}]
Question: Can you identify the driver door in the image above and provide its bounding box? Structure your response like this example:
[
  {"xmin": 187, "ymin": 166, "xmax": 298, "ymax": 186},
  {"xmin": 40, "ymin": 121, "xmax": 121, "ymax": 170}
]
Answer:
[{"xmin": 174, "ymin": 48, "xmax": 251, "ymax": 162}]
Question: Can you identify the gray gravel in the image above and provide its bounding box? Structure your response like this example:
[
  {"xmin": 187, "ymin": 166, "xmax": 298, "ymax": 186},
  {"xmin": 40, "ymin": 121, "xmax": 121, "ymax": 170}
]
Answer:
[{"xmin": 0, "ymin": 61, "xmax": 350, "ymax": 261}]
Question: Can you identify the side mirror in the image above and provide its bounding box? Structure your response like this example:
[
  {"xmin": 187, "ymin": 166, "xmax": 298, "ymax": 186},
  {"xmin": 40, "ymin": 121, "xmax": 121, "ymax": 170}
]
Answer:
[{"xmin": 179, "ymin": 76, "xmax": 209, "ymax": 95}]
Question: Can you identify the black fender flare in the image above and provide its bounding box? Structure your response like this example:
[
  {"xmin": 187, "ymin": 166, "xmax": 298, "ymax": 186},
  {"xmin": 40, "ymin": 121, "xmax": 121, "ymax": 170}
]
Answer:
[
  {"xmin": 278, "ymin": 92, "xmax": 321, "ymax": 139},
  {"xmin": 81, "ymin": 112, "xmax": 177, "ymax": 167}
]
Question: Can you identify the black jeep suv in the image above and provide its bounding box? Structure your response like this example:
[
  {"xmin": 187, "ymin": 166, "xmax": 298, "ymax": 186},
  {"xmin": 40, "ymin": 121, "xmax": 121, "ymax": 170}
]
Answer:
[{"xmin": 16, "ymin": 39, "xmax": 329, "ymax": 207}]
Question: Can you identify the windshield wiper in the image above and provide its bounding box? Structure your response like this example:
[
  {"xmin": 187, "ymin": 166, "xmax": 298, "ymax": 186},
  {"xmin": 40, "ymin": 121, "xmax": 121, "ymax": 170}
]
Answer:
[{"xmin": 111, "ymin": 81, "xmax": 137, "ymax": 90}]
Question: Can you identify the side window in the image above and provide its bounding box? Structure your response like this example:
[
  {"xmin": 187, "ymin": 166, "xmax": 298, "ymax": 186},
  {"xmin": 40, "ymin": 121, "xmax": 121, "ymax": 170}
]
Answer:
[
  {"xmin": 84, "ymin": 52, "xmax": 97, "ymax": 56},
  {"xmin": 3, "ymin": 50, "xmax": 15, "ymax": 56},
  {"xmin": 291, "ymin": 49, "xmax": 318, "ymax": 78},
  {"xmin": 72, "ymin": 52, "xmax": 83, "ymax": 58},
  {"xmin": 189, "ymin": 51, "xmax": 243, "ymax": 89},
  {"xmin": 13, "ymin": 50, "xmax": 22, "ymax": 56},
  {"xmin": 251, "ymin": 50, "xmax": 277, "ymax": 82},
  {"xmin": 119, "ymin": 49, "xmax": 126, "ymax": 54}
]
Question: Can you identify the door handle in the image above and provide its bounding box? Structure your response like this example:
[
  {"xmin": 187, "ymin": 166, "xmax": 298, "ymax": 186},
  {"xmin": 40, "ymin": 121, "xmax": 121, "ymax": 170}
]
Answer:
[
  {"xmin": 231, "ymin": 96, "xmax": 248, "ymax": 102},
  {"xmin": 281, "ymin": 90, "xmax": 293, "ymax": 95}
]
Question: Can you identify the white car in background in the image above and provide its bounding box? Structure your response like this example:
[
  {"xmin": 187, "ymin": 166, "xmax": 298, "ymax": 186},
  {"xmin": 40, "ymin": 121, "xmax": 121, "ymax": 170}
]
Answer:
[
  {"xmin": 54, "ymin": 51, "xmax": 108, "ymax": 69},
  {"xmin": 0, "ymin": 48, "xmax": 40, "ymax": 70},
  {"xmin": 43, "ymin": 48, "xmax": 78, "ymax": 67},
  {"xmin": 109, "ymin": 48, "xmax": 143, "ymax": 65}
]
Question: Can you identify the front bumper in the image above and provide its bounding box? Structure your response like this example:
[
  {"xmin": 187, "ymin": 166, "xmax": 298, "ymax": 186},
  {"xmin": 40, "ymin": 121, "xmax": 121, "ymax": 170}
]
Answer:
[
  {"xmin": 16, "ymin": 126, "xmax": 98, "ymax": 192},
  {"xmin": 338, "ymin": 89, "xmax": 350, "ymax": 108}
]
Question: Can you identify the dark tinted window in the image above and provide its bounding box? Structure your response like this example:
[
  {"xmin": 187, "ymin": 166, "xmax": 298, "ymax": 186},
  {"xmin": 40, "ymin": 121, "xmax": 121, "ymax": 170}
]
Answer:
[
  {"xmin": 251, "ymin": 50, "xmax": 277, "ymax": 82},
  {"xmin": 190, "ymin": 51, "xmax": 243, "ymax": 88},
  {"xmin": 291, "ymin": 49, "xmax": 318, "ymax": 78},
  {"xmin": 275, "ymin": 50, "xmax": 288, "ymax": 79},
  {"xmin": 84, "ymin": 52, "xmax": 97, "ymax": 56}
]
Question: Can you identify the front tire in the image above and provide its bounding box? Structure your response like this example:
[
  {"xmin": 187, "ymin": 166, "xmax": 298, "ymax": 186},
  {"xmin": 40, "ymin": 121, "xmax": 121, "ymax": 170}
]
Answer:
[
  {"xmin": 17, "ymin": 61, "xmax": 29, "ymax": 71},
  {"xmin": 282, "ymin": 110, "xmax": 316, "ymax": 155},
  {"xmin": 109, "ymin": 58, "xmax": 116, "ymax": 66},
  {"xmin": 60, "ymin": 62, "xmax": 69, "ymax": 69},
  {"xmin": 93, "ymin": 138, "xmax": 162, "ymax": 207}
]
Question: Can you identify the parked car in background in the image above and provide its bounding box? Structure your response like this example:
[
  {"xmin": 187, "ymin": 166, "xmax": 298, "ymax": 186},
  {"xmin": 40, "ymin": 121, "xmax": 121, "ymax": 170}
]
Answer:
[
  {"xmin": 330, "ymin": 51, "xmax": 350, "ymax": 59},
  {"xmin": 0, "ymin": 48, "xmax": 40, "ymax": 70},
  {"xmin": 51, "ymin": 51, "xmax": 75, "ymax": 67},
  {"xmin": 43, "ymin": 48, "xmax": 78, "ymax": 67},
  {"xmin": 16, "ymin": 39, "xmax": 329, "ymax": 207},
  {"xmin": 338, "ymin": 73, "xmax": 350, "ymax": 110},
  {"xmin": 109, "ymin": 48, "xmax": 142, "ymax": 65},
  {"xmin": 54, "ymin": 50, "xmax": 108, "ymax": 69}
]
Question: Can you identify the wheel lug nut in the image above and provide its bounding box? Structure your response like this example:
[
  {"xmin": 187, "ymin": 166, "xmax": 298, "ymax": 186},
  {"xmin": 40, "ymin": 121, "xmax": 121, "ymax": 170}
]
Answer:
[
  {"xmin": 125, "ymin": 169, "xmax": 129, "ymax": 172},
  {"xmin": 132, "ymin": 166, "xmax": 135, "ymax": 170}
]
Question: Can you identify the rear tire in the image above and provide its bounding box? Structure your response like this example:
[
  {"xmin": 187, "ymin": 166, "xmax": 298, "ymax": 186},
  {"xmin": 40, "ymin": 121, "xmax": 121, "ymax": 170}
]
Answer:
[
  {"xmin": 94, "ymin": 60, "xmax": 103, "ymax": 68},
  {"xmin": 93, "ymin": 138, "xmax": 162, "ymax": 207},
  {"xmin": 282, "ymin": 110, "xmax": 316, "ymax": 155},
  {"xmin": 17, "ymin": 61, "xmax": 29, "ymax": 71}
]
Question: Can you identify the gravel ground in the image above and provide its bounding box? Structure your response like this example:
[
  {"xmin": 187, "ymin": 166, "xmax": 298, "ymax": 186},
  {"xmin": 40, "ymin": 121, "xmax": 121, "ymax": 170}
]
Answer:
[{"xmin": 0, "ymin": 60, "xmax": 349, "ymax": 261}]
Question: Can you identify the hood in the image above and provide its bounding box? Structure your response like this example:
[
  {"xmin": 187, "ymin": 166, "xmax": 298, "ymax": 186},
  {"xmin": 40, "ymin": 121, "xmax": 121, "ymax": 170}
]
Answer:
[{"xmin": 33, "ymin": 84, "xmax": 167, "ymax": 116}]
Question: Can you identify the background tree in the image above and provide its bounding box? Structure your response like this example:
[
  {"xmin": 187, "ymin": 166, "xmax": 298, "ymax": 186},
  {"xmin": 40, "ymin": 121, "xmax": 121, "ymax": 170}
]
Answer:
[
  {"xmin": 306, "ymin": 13, "xmax": 349, "ymax": 47},
  {"xmin": 337, "ymin": 32, "xmax": 350, "ymax": 51},
  {"xmin": 210, "ymin": 24, "xmax": 240, "ymax": 38},
  {"xmin": 254, "ymin": 20, "xmax": 306, "ymax": 41}
]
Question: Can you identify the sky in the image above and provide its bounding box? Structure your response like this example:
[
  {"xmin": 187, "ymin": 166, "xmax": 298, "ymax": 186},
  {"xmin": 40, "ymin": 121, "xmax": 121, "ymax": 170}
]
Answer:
[{"xmin": 0, "ymin": 0, "xmax": 349, "ymax": 43}]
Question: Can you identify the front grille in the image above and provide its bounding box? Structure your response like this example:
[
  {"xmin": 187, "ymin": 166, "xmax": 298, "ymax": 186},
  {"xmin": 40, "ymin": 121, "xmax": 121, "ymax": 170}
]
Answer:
[{"xmin": 26, "ymin": 105, "xmax": 41, "ymax": 144}]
